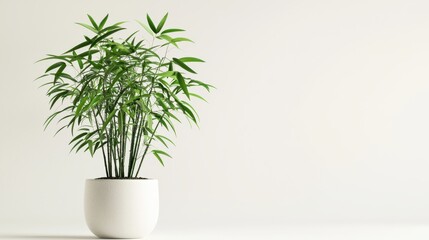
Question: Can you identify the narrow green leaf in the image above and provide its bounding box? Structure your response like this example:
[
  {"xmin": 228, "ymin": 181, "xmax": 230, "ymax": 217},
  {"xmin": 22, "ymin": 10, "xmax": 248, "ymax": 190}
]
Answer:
[
  {"xmin": 90, "ymin": 28, "xmax": 125, "ymax": 48},
  {"xmin": 76, "ymin": 23, "xmax": 98, "ymax": 33},
  {"xmin": 165, "ymin": 111, "xmax": 181, "ymax": 123},
  {"xmin": 49, "ymin": 91, "xmax": 68, "ymax": 109},
  {"xmin": 172, "ymin": 37, "xmax": 193, "ymax": 43},
  {"xmin": 189, "ymin": 80, "xmax": 215, "ymax": 91},
  {"xmin": 147, "ymin": 114, "xmax": 153, "ymax": 131},
  {"xmin": 156, "ymin": 13, "xmax": 168, "ymax": 33},
  {"xmin": 37, "ymin": 54, "xmax": 72, "ymax": 64},
  {"xmin": 161, "ymin": 28, "xmax": 185, "ymax": 34},
  {"xmin": 137, "ymin": 20, "xmax": 155, "ymax": 36},
  {"xmin": 163, "ymin": 115, "xmax": 177, "ymax": 135},
  {"xmin": 54, "ymin": 63, "xmax": 66, "ymax": 82},
  {"xmin": 100, "ymin": 109, "xmax": 117, "ymax": 133},
  {"xmin": 146, "ymin": 14, "xmax": 158, "ymax": 33},
  {"xmin": 155, "ymin": 135, "xmax": 175, "ymax": 148},
  {"xmin": 153, "ymin": 151, "xmax": 165, "ymax": 166},
  {"xmin": 179, "ymin": 101, "xmax": 197, "ymax": 123},
  {"xmin": 75, "ymin": 96, "xmax": 88, "ymax": 117},
  {"xmin": 157, "ymin": 71, "xmax": 175, "ymax": 77},
  {"xmin": 43, "ymin": 106, "xmax": 73, "ymax": 130},
  {"xmin": 75, "ymin": 140, "xmax": 89, "ymax": 153},
  {"xmin": 153, "ymin": 149, "xmax": 172, "ymax": 158},
  {"xmin": 113, "ymin": 21, "xmax": 126, "ymax": 26},
  {"xmin": 158, "ymin": 34, "xmax": 178, "ymax": 47},
  {"xmin": 54, "ymin": 125, "xmax": 68, "ymax": 136},
  {"xmin": 87, "ymin": 14, "xmax": 99, "ymax": 30},
  {"xmin": 72, "ymin": 51, "xmax": 84, "ymax": 69},
  {"xmin": 87, "ymin": 140, "xmax": 94, "ymax": 156},
  {"xmin": 70, "ymin": 132, "xmax": 87, "ymax": 144},
  {"xmin": 45, "ymin": 62, "xmax": 65, "ymax": 73},
  {"xmin": 99, "ymin": 24, "xmax": 123, "ymax": 34},
  {"xmin": 172, "ymin": 58, "xmax": 196, "ymax": 74},
  {"xmin": 179, "ymin": 57, "xmax": 205, "ymax": 63},
  {"xmin": 155, "ymin": 135, "xmax": 169, "ymax": 148},
  {"xmin": 75, "ymin": 49, "xmax": 99, "ymax": 58},
  {"xmin": 182, "ymin": 101, "xmax": 200, "ymax": 121},
  {"xmin": 99, "ymin": 14, "xmax": 109, "ymax": 29},
  {"xmin": 124, "ymin": 30, "xmax": 139, "ymax": 43},
  {"xmin": 65, "ymin": 40, "xmax": 91, "ymax": 54},
  {"xmin": 189, "ymin": 93, "xmax": 208, "ymax": 102},
  {"xmin": 176, "ymin": 72, "xmax": 190, "ymax": 99}
]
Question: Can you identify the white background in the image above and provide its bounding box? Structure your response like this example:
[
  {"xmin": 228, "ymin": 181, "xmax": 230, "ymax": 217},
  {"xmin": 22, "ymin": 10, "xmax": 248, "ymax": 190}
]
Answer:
[{"xmin": 2, "ymin": 0, "xmax": 429, "ymax": 238}]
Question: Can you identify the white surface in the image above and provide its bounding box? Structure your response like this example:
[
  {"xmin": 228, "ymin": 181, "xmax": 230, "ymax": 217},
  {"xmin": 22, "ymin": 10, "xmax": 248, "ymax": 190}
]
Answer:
[
  {"xmin": 1, "ymin": 0, "xmax": 429, "ymax": 231},
  {"xmin": 1, "ymin": 224, "xmax": 429, "ymax": 240},
  {"xmin": 84, "ymin": 179, "xmax": 158, "ymax": 238}
]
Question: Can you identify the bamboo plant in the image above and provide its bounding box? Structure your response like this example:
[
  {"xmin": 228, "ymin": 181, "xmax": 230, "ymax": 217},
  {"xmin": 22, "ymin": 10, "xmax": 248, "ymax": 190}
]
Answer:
[{"xmin": 37, "ymin": 14, "xmax": 213, "ymax": 178}]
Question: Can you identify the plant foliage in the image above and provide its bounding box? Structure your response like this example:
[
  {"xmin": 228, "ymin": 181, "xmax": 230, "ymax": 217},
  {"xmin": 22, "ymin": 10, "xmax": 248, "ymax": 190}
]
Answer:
[{"xmin": 37, "ymin": 14, "xmax": 213, "ymax": 178}]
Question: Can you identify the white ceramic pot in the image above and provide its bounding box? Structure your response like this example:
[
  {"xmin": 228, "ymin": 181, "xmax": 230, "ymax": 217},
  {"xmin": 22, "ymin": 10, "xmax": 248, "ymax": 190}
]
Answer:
[{"xmin": 84, "ymin": 179, "xmax": 159, "ymax": 239}]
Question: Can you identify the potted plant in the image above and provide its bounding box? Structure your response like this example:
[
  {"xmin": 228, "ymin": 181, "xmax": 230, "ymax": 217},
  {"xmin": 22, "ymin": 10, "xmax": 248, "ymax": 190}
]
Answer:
[{"xmin": 37, "ymin": 14, "xmax": 213, "ymax": 239}]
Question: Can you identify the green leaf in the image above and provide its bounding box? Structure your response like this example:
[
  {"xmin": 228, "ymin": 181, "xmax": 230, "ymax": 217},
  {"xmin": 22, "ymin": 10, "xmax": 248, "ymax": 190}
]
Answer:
[
  {"xmin": 65, "ymin": 40, "xmax": 91, "ymax": 54},
  {"xmin": 153, "ymin": 149, "xmax": 172, "ymax": 158},
  {"xmin": 75, "ymin": 140, "xmax": 89, "ymax": 153},
  {"xmin": 55, "ymin": 72, "xmax": 76, "ymax": 82},
  {"xmin": 44, "ymin": 112, "xmax": 60, "ymax": 130},
  {"xmin": 49, "ymin": 91, "xmax": 67, "ymax": 109},
  {"xmin": 98, "ymin": 24, "xmax": 123, "ymax": 34},
  {"xmin": 99, "ymin": 14, "xmax": 109, "ymax": 30},
  {"xmin": 137, "ymin": 20, "xmax": 155, "ymax": 36},
  {"xmin": 157, "ymin": 71, "xmax": 175, "ymax": 77},
  {"xmin": 161, "ymin": 28, "xmax": 185, "ymax": 34},
  {"xmin": 54, "ymin": 63, "xmax": 66, "ymax": 82},
  {"xmin": 178, "ymin": 101, "xmax": 197, "ymax": 123},
  {"xmin": 179, "ymin": 57, "xmax": 205, "ymax": 63},
  {"xmin": 100, "ymin": 109, "xmax": 117, "ymax": 133},
  {"xmin": 146, "ymin": 14, "xmax": 158, "ymax": 33},
  {"xmin": 165, "ymin": 111, "xmax": 181, "ymax": 123},
  {"xmin": 172, "ymin": 37, "xmax": 193, "ymax": 43},
  {"xmin": 156, "ymin": 13, "xmax": 168, "ymax": 33},
  {"xmin": 172, "ymin": 58, "xmax": 196, "ymax": 74},
  {"xmin": 72, "ymin": 51, "xmax": 84, "ymax": 69},
  {"xmin": 87, "ymin": 14, "xmax": 99, "ymax": 30},
  {"xmin": 176, "ymin": 72, "xmax": 189, "ymax": 99},
  {"xmin": 45, "ymin": 62, "xmax": 65, "ymax": 73},
  {"xmin": 124, "ymin": 30, "xmax": 139, "ymax": 43},
  {"xmin": 147, "ymin": 114, "xmax": 153, "ymax": 131},
  {"xmin": 155, "ymin": 135, "xmax": 175, "ymax": 148},
  {"xmin": 189, "ymin": 79, "xmax": 215, "ymax": 91},
  {"xmin": 54, "ymin": 125, "xmax": 68, "ymax": 136},
  {"xmin": 75, "ymin": 96, "xmax": 88, "ymax": 117},
  {"xmin": 158, "ymin": 34, "xmax": 178, "ymax": 47},
  {"xmin": 90, "ymin": 28, "xmax": 125, "ymax": 48},
  {"xmin": 70, "ymin": 132, "xmax": 87, "ymax": 144},
  {"xmin": 37, "ymin": 54, "xmax": 72, "ymax": 63},
  {"xmin": 153, "ymin": 151, "xmax": 164, "ymax": 166},
  {"xmin": 43, "ymin": 106, "xmax": 73, "ymax": 130},
  {"xmin": 152, "ymin": 149, "xmax": 172, "ymax": 166},
  {"xmin": 182, "ymin": 101, "xmax": 200, "ymax": 121},
  {"xmin": 76, "ymin": 23, "xmax": 98, "ymax": 34},
  {"xmin": 75, "ymin": 49, "xmax": 99, "ymax": 58},
  {"xmin": 113, "ymin": 21, "xmax": 126, "ymax": 26},
  {"xmin": 189, "ymin": 93, "xmax": 208, "ymax": 102},
  {"xmin": 87, "ymin": 140, "xmax": 95, "ymax": 156}
]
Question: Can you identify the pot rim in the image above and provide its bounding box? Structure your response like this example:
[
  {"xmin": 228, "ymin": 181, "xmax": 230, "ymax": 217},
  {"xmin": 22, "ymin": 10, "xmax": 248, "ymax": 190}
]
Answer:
[{"xmin": 87, "ymin": 178, "xmax": 157, "ymax": 181}]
